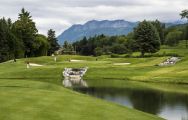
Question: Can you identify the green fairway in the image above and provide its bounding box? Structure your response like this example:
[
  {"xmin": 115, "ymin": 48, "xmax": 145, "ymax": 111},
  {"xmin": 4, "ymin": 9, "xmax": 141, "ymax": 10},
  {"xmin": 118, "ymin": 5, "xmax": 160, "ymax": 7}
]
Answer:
[
  {"xmin": 0, "ymin": 42, "xmax": 188, "ymax": 120},
  {"xmin": 0, "ymin": 80, "xmax": 162, "ymax": 120}
]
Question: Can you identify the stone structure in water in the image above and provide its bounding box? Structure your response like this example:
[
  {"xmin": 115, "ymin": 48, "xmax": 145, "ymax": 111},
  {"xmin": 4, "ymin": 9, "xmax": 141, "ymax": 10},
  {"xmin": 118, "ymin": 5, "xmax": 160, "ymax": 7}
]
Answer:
[
  {"xmin": 158, "ymin": 57, "xmax": 181, "ymax": 66},
  {"xmin": 62, "ymin": 67, "xmax": 88, "ymax": 87}
]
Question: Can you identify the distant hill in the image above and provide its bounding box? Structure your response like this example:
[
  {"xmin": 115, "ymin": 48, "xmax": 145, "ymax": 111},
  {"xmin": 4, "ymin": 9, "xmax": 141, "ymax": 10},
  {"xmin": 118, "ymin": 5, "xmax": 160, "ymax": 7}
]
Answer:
[
  {"xmin": 57, "ymin": 20, "xmax": 186, "ymax": 44},
  {"xmin": 165, "ymin": 20, "xmax": 187, "ymax": 27},
  {"xmin": 57, "ymin": 20, "xmax": 138, "ymax": 44}
]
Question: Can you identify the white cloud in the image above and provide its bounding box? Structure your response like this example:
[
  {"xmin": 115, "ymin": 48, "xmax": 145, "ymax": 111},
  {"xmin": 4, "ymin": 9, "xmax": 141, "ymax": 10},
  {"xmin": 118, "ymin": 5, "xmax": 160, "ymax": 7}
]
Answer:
[{"xmin": 0, "ymin": 0, "xmax": 187, "ymax": 35}]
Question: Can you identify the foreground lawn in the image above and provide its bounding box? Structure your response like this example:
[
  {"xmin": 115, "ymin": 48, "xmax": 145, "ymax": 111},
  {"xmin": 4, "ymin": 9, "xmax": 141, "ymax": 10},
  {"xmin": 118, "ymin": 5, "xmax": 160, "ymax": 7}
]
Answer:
[{"xmin": 0, "ymin": 80, "xmax": 162, "ymax": 120}]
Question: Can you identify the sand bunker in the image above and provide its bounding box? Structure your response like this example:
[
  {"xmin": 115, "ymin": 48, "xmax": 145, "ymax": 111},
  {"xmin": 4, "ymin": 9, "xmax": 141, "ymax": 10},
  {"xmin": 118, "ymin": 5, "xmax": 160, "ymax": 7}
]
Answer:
[
  {"xmin": 113, "ymin": 63, "xmax": 131, "ymax": 65},
  {"xmin": 29, "ymin": 63, "xmax": 43, "ymax": 67},
  {"xmin": 70, "ymin": 59, "xmax": 85, "ymax": 62}
]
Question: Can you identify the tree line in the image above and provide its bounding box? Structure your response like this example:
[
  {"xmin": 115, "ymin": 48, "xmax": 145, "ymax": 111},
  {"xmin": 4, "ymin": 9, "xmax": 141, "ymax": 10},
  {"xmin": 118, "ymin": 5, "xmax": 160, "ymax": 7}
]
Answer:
[
  {"xmin": 72, "ymin": 20, "xmax": 163, "ymax": 56},
  {"xmin": 0, "ymin": 8, "xmax": 59, "ymax": 62},
  {"xmin": 71, "ymin": 10, "xmax": 188, "ymax": 57}
]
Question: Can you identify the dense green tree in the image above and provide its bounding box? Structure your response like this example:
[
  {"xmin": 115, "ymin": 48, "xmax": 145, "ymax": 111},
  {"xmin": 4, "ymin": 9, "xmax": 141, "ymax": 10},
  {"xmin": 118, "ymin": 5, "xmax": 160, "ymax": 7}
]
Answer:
[
  {"xmin": 151, "ymin": 20, "xmax": 165, "ymax": 44},
  {"xmin": 180, "ymin": 9, "xmax": 188, "ymax": 48},
  {"xmin": 110, "ymin": 44, "xmax": 127, "ymax": 54},
  {"xmin": 165, "ymin": 31, "xmax": 183, "ymax": 46},
  {"xmin": 62, "ymin": 41, "xmax": 74, "ymax": 54},
  {"xmin": 34, "ymin": 34, "xmax": 49, "ymax": 56},
  {"xmin": 72, "ymin": 35, "xmax": 133, "ymax": 56},
  {"xmin": 184, "ymin": 26, "xmax": 188, "ymax": 48},
  {"xmin": 133, "ymin": 20, "xmax": 160, "ymax": 57},
  {"xmin": 0, "ymin": 18, "xmax": 23, "ymax": 62},
  {"xmin": 180, "ymin": 10, "xmax": 188, "ymax": 20},
  {"xmin": 0, "ymin": 8, "xmax": 59, "ymax": 63},
  {"xmin": 76, "ymin": 37, "xmax": 91, "ymax": 55},
  {"xmin": 126, "ymin": 32, "xmax": 138, "ymax": 52},
  {"xmin": 63, "ymin": 41, "xmax": 69, "ymax": 49},
  {"xmin": 94, "ymin": 47, "xmax": 103, "ymax": 56},
  {"xmin": 47, "ymin": 29, "xmax": 60, "ymax": 55},
  {"xmin": 8, "ymin": 19, "xmax": 24, "ymax": 59},
  {"xmin": 102, "ymin": 46, "xmax": 111, "ymax": 54},
  {"xmin": 80, "ymin": 45, "xmax": 91, "ymax": 55},
  {"xmin": 14, "ymin": 8, "xmax": 38, "ymax": 57},
  {"xmin": 11, "ymin": 23, "xmax": 24, "ymax": 59},
  {"xmin": 0, "ymin": 18, "xmax": 10, "ymax": 62},
  {"xmin": 68, "ymin": 44, "xmax": 74, "ymax": 51}
]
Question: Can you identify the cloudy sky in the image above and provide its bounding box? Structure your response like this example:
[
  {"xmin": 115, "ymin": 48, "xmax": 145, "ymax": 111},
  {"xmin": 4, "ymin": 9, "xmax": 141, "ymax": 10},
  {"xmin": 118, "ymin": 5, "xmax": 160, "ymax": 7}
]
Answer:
[{"xmin": 0, "ymin": 0, "xmax": 187, "ymax": 35}]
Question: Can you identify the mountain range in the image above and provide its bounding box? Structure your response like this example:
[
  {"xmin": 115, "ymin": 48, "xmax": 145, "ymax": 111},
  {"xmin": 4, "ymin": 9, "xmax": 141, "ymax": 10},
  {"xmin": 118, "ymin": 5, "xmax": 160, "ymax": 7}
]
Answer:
[{"xmin": 57, "ymin": 20, "xmax": 186, "ymax": 44}]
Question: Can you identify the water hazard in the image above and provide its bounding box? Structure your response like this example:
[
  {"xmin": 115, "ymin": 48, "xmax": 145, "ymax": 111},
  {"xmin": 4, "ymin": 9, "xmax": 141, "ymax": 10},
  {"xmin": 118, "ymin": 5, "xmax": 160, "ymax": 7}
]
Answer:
[
  {"xmin": 62, "ymin": 69, "xmax": 188, "ymax": 120},
  {"xmin": 74, "ymin": 86, "xmax": 188, "ymax": 120}
]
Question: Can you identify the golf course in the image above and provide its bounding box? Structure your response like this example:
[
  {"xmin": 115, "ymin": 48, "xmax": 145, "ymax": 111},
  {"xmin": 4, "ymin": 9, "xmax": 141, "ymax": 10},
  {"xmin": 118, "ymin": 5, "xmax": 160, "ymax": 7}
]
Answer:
[
  {"xmin": 0, "ymin": 41, "xmax": 188, "ymax": 120},
  {"xmin": 1, "ymin": 1, "xmax": 188, "ymax": 119}
]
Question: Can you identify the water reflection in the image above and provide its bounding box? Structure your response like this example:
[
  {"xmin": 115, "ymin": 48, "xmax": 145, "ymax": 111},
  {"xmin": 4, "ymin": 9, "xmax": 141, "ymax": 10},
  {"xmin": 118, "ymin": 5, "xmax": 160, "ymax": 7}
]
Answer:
[
  {"xmin": 75, "ymin": 87, "xmax": 188, "ymax": 120},
  {"xmin": 63, "ymin": 77, "xmax": 88, "ymax": 88},
  {"xmin": 129, "ymin": 90, "xmax": 163, "ymax": 114}
]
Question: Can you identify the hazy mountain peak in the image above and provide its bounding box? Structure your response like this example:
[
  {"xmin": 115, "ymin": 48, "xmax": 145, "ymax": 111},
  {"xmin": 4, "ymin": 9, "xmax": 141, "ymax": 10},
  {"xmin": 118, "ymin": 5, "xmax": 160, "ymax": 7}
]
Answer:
[
  {"xmin": 57, "ymin": 19, "xmax": 186, "ymax": 44},
  {"xmin": 57, "ymin": 19, "xmax": 138, "ymax": 44}
]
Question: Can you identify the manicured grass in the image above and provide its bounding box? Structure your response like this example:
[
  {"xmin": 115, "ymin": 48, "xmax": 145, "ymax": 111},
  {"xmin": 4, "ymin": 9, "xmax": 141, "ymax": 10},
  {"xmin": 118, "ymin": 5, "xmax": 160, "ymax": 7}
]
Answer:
[
  {"xmin": 0, "ymin": 80, "xmax": 162, "ymax": 120},
  {"xmin": 0, "ymin": 56, "xmax": 164, "ymax": 120},
  {"xmin": 1, "ymin": 53, "xmax": 187, "ymax": 84},
  {"xmin": 0, "ymin": 41, "xmax": 188, "ymax": 120}
]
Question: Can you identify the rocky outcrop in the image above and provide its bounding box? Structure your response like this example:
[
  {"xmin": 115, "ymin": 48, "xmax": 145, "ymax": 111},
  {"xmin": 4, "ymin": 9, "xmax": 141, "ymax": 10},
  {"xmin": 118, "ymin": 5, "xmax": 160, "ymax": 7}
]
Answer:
[
  {"xmin": 63, "ymin": 67, "xmax": 88, "ymax": 77},
  {"xmin": 62, "ymin": 67, "xmax": 88, "ymax": 87},
  {"xmin": 158, "ymin": 57, "xmax": 181, "ymax": 66}
]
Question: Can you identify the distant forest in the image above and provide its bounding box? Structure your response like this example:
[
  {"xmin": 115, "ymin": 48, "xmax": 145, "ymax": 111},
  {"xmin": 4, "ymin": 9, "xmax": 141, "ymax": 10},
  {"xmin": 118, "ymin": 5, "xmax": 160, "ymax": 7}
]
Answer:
[
  {"xmin": 68, "ymin": 10, "xmax": 188, "ymax": 57},
  {"xmin": 66, "ymin": 20, "xmax": 187, "ymax": 56}
]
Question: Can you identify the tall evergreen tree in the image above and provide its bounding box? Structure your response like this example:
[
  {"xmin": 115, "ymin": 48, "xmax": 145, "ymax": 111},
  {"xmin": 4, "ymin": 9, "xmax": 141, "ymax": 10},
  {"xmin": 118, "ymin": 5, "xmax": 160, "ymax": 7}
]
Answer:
[
  {"xmin": 151, "ymin": 20, "xmax": 165, "ymax": 44},
  {"xmin": 47, "ymin": 29, "xmax": 59, "ymax": 55},
  {"xmin": 11, "ymin": 22, "xmax": 24, "ymax": 58},
  {"xmin": 0, "ymin": 8, "xmax": 54, "ymax": 63},
  {"xmin": 133, "ymin": 20, "xmax": 160, "ymax": 57},
  {"xmin": 6, "ymin": 18, "xmax": 24, "ymax": 59},
  {"xmin": 0, "ymin": 18, "xmax": 9, "ymax": 62},
  {"xmin": 0, "ymin": 18, "xmax": 22, "ymax": 62},
  {"xmin": 14, "ymin": 8, "xmax": 38, "ymax": 57}
]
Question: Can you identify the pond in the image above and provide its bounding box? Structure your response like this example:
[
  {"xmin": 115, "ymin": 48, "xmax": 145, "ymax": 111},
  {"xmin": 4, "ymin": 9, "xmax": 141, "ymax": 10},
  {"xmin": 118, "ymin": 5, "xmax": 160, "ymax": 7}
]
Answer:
[{"xmin": 64, "ymin": 79, "xmax": 188, "ymax": 120}]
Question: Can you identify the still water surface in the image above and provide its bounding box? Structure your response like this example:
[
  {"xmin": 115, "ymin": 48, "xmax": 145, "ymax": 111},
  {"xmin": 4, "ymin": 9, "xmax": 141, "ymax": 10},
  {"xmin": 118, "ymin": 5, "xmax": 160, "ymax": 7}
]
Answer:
[{"xmin": 64, "ymin": 79, "xmax": 188, "ymax": 120}]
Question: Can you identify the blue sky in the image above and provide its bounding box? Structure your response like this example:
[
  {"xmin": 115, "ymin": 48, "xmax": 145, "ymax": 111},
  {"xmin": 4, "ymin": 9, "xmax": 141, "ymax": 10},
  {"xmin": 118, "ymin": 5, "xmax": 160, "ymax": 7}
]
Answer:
[{"xmin": 0, "ymin": 0, "xmax": 187, "ymax": 35}]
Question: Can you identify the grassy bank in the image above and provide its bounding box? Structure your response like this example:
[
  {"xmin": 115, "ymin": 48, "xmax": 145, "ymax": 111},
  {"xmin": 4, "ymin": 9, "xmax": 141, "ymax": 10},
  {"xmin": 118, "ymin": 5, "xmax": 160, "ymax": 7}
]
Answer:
[{"xmin": 0, "ymin": 79, "xmax": 162, "ymax": 120}]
